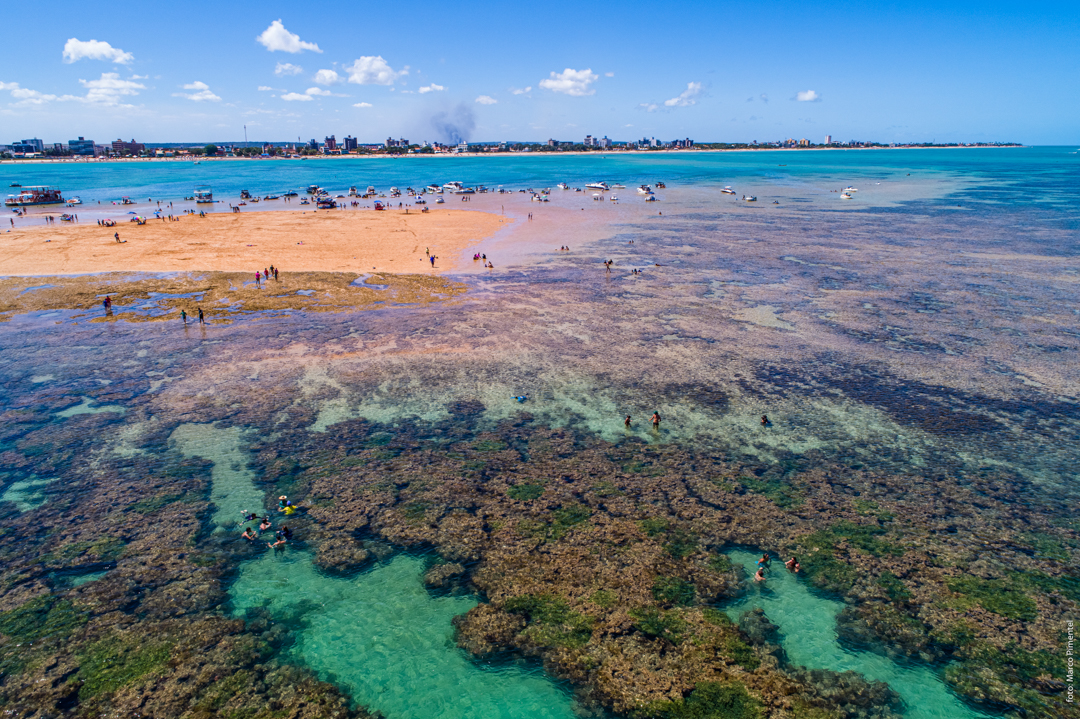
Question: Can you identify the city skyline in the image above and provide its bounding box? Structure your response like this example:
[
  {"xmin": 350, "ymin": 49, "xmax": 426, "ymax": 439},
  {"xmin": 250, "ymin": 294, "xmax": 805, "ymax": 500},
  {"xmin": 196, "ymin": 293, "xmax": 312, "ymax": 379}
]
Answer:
[{"xmin": 1, "ymin": 0, "xmax": 1076, "ymax": 145}]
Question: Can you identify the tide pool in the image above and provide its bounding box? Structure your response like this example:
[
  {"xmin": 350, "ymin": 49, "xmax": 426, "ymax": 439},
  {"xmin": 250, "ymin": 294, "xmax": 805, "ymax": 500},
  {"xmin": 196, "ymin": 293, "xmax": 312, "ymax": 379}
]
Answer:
[
  {"xmin": 230, "ymin": 551, "xmax": 578, "ymax": 719},
  {"xmin": 723, "ymin": 550, "xmax": 991, "ymax": 719}
]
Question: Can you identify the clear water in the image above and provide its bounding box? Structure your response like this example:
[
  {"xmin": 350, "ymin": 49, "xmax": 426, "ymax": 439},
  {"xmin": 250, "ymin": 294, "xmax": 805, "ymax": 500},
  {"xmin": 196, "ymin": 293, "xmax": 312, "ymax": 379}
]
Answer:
[
  {"xmin": 723, "ymin": 550, "xmax": 991, "ymax": 719},
  {"xmin": 0, "ymin": 477, "xmax": 57, "ymax": 512},
  {"xmin": 230, "ymin": 551, "xmax": 578, "ymax": 719},
  {"xmin": 169, "ymin": 423, "xmax": 267, "ymax": 532}
]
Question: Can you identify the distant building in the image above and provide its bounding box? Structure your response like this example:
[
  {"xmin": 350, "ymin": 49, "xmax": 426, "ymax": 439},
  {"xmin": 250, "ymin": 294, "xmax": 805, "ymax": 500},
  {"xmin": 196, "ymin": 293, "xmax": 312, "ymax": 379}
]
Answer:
[
  {"xmin": 384, "ymin": 137, "xmax": 409, "ymax": 148},
  {"xmin": 112, "ymin": 138, "xmax": 145, "ymax": 156},
  {"xmin": 308, "ymin": 139, "xmax": 319, "ymax": 149},
  {"xmin": 324, "ymin": 135, "xmax": 337, "ymax": 151},
  {"xmin": 672, "ymin": 138, "xmax": 694, "ymax": 148},
  {"xmin": 825, "ymin": 134, "xmax": 832, "ymax": 145},
  {"xmin": 547, "ymin": 138, "xmax": 557, "ymax": 147},
  {"xmin": 69, "ymin": 137, "xmax": 96, "ymax": 155},
  {"xmin": 798, "ymin": 138, "xmax": 809, "ymax": 147},
  {"xmin": 598, "ymin": 136, "xmax": 612, "ymax": 148},
  {"xmin": 11, "ymin": 138, "xmax": 45, "ymax": 154},
  {"xmin": 342, "ymin": 135, "xmax": 357, "ymax": 151},
  {"xmin": 583, "ymin": 135, "xmax": 595, "ymax": 147},
  {"xmin": 455, "ymin": 141, "xmax": 468, "ymax": 153}
]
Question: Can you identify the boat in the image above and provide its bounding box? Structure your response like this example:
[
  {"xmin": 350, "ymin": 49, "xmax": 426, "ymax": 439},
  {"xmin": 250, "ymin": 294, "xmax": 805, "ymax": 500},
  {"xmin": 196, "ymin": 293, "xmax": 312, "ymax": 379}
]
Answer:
[
  {"xmin": 435, "ymin": 197, "xmax": 445, "ymax": 204},
  {"xmin": 425, "ymin": 184, "xmax": 443, "ymax": 194},
  {"xmin": 121, "ymin": 196, "xmax": 135, "ymax": 205},
  {"xmin": 585, "ymin": 181, "xmax": 609, "ymax": 191},
  {"xmin": 240, "ymin": 190, "xmax": 251, "ymax": 199},
  {"xmin": 266, "ymin": 195, "xmax": 280, "ymax": 200},
  {"xmin": 772, "ymin": 200, "xmax": 780, "ymax": 205},
  {"xmin": 390, "ymin": 187, "xmax": 401, "ymax": 197},
  {"xmin": 348, "ymin": 186, "xmax": 358, "ymax": 196},
  {"xmin": 60, "ymin": 213, "xmax": 75, "ymax": 222},
  {"xmin": 655, "ymin": 181, "xmax": 666, "ymax": 189},
  {"xmin": 721, "ymin": 187, "xmax": 736, "ymax": 195},
  {"xmin": 374, "ymin": 200, "xmax": 385, "ymax": 211},
  {"xmin": 645, "ymin": 195, "xmax": 658, "ymax": 202},
  {"xmin": 742, "ymin": 195, "xmax": 757, "ymax": 202},
  {"xmin": 283, "ymin": 190, "xmax": 298, "ymax": 197},
  {"xmin": 316, "ymin": 197, "xmax": 337, "ymax": 209},
  {"xmin": 443, "ymin": 181, "xmax": 475, "ymax": 194},
  {"xmin": 9, "ymin": 183, "xmax": 20, "ymax": 188},
  {"xmin": 367, "ymin": 186, "xmax": 376, "ymax": 195},
  {"xmin": 637, "ymin": 185, "xmax": 653, "ymax": 195},
  {"xmin": 840, "ymin": 193, "xmax": 853, "ymax": 199},
  {"xmin": 556, "ymin": 182, "xmax": 569, "ymax": 190},
  {"xmin": 307, "ymin": 185, "xmax": 321, "ymax": 194},
  {"xmin": 610, "ymin": 195, "xmax": 618, "ymax": 202},
  {"xmin": 194, "ymin": 186, "xmax": 213, "ymax": 203},
  {"xmin": 66, "ymin": 196, "xmax": 83, "ymax": 206},
  {"xmin": 299, "ymin": 199, "xmax": 309, "ymax": 205},
  {"xmin": 6, "ymin": 186, "xmax": 64, "ymax": 207},
  {"xmin": 843, "ymin": 186, "xmax": 858, "ymax": 192}
]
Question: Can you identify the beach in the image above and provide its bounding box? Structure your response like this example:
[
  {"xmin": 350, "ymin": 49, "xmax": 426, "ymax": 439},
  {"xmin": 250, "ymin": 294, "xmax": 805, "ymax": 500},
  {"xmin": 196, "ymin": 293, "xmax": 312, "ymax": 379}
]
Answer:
[{"xmin": 0, "ymin": 208, "xmax": 508, "ymax": 276}]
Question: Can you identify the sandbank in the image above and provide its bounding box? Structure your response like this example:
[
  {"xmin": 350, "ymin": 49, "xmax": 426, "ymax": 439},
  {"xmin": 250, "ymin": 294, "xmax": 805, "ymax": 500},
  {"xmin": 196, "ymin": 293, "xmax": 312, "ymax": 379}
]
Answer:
[{"xmin": 0, "ymin": 208, "xmax": 508, "ymax": 276}]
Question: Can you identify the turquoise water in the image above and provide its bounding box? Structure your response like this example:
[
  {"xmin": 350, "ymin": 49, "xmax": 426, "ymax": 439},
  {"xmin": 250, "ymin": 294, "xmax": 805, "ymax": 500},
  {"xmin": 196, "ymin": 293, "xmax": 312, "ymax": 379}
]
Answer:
[
  {"xmin": 230, "ymin": 551, "xmax": 578, "ymax": 719},
  {"xmin": 4, "ymin": 147, "xmax": 1076, "ymax": 211},
  {"xmin": 723, "ymin": 550, "xmax": 991, "ymax": 719}
]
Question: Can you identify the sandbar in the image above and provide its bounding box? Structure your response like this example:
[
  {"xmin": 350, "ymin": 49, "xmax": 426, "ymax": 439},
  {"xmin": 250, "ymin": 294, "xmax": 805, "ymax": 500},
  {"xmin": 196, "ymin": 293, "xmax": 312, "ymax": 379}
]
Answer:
[{"xmin": 0, "ymin": 208, "xmax": 508, "ymax": 276}]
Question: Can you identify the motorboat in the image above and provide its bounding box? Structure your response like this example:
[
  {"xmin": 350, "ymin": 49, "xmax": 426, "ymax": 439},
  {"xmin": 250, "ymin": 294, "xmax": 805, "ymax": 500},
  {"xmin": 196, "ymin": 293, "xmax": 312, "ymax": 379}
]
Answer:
[
  {"xmin": 348, "ymin": 186, "xmax": 358, "ymax": 196},
  {"xmin": 435, "ymin": 196, "xmax": 445, "ymax": 204},
  {"xmin": 299, "ymin": 199, "xmax": 309, "ymax": 205},
  {"xmin": 612, "ymin": 184, "xmax": 625, "ymax": 189},
  {"xmin": 415, "ymin": 197, "xmax": 426, "ymax": 204},
  {"xmin": 645, "ymin": 195, "xmax": 658, "ymax": 202},
  {"xmin": 367, "ymin": 186, "xmax": 376, "ymax": 195},
  {"xmin": 443, "ymin": 181, "xmax": 475, "ymax": 194},
  {"xmin": 742, "ymin": 195, "xmax": 757, "ymax": 202},
  {"xmin": 283, "ymin": 191, "xmax": 298, "ymax": 197},
  {"xmin": 556, "ymin": 182, "xmax": 569, "ymax": 190},
  {"xmin": 425, "ymin": 184, "xmax": 443, "ymax": 194},
  {"xmin": 66, "ymin": 196, "xmax": 83, "ymax": 206},
  {"xmin": 307, "ymin": 185, "xmax": 321, "ymax": 194},
  {"xmin": 266, "ymin": 194, "xmax": 280, "ymax": 200},
  {"xmin": 389, "ymin": 187, "xmax": 401, "ymax": 197},
  {"xmin": 637, "ymin": 185, "xmax": 653, "ymax": 195},
  {"xmin": 316, "ymin": 197, "xmax": 337, "ymax": 209},
  {"xmin": 610, "ymin": 195, "xmax": 618, "ymax": 202},
  {"xmin": 843, "ymin": 186, "xmax": 858, "ymax": 192},
  {"xmin": 585, "ymin": 181, "xmax": 609, "ymax": 191},
  {"xmin": 194, "ymin": 186, "xmax": 213, "ymax": 203},
  {"xmin": 840, "ymin": 193, "xmax": 853, "ymax": 199},
  {"xmin": 721, "ymin": 187, "xmax": 736, "ymax": 195},
  {"xmin": 240, "ymin": 190, "xmax": 251, "ymax": 199},
  {"xmin": 8, "ymin": 183, "xmax": 20, "ymax": 188},
  {"xmin": 120, "ymin": 196, "xmax": 135, "ymax": 205},
  {"xmin": 655, "ymin": 181, "xmax": 666, "ymax": 189}
]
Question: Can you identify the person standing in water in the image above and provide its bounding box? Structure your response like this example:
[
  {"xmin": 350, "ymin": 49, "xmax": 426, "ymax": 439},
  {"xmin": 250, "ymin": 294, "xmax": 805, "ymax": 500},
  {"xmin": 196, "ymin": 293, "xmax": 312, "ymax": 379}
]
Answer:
[
  {"xmin": 625, "ymin": 415, "xmax": 632, "ymax": 428},
  {"xmin": 180, "ymin": 309, "xmax": 187, "ymax": 324},
  {"xmin": 198, "ymin": 307, "xmax": 204, "ymax": 324},
  {"xmin": 651, "ymin": 412, "xmax": 661, "ymax": 429}
]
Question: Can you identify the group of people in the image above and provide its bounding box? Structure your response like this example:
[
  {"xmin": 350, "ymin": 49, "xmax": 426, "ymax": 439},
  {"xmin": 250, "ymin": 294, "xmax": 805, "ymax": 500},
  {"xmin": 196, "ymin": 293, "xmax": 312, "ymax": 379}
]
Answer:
[
  {"xmin": 752, "ymin": 553, "xmax": 801, "ymax": 583},
  {"xmin": 557, "ymin": 245, "xmax": 571, "ymax": 252},
  {"xmin": 471, "ymin": 253, "xmax": 493, "ymax": 268},
  {"xmin": 623, "ymin": 412, "xmax": 662, "ymax": 429},
  {"xmin": 178, "ymin": 307, "xmax": 205, "ymax": 324},
  {"xmin": 239, "ymin": 496, "xmax": 298, "ymax": 548},
  {"xmin": 255, "ymin": 266, "xmax": 279, "ymax": 287}
]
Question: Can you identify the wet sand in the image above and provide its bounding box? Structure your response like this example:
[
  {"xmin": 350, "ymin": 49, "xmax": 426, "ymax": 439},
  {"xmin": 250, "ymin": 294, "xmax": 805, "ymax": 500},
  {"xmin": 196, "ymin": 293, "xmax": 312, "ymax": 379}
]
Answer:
[{"xmin": 0, "ymin": 208, "xmax": 508, "ymax": 276}]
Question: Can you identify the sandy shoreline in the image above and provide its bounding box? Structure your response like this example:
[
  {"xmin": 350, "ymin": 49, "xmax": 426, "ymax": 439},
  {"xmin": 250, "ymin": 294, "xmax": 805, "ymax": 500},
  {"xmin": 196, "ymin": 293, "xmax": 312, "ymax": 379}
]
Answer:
[{"xmin": 0, "ymin": 208, "xmax": 508, "ymax": 276}]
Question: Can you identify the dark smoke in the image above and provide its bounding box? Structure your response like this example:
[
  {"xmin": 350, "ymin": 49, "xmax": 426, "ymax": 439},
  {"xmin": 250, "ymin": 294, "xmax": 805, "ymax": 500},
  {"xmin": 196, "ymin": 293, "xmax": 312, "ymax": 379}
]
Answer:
[{"xmin": 430, "ymin": 103, "xmax": 476, "ymax": 144}]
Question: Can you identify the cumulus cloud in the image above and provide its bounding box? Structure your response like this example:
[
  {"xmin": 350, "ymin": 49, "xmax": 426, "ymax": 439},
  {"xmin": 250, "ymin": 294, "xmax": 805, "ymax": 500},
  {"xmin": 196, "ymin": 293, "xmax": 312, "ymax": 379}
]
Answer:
[
  {"xmin": 256, "ymin": 20, "xmax": 321, "ymax": 53},
  {"xmin": 344, "ymin": 56, "xmax": 407, "ymax": 85},
  {"xmin": 510, "ymin": 86, "xmax": 531, "ymax": 95},
  {"xmin": 313, "ymin": 69, "xmax": 341, "ymax": 85},
  {"xmin": 173, "ymin": 81, "xmax": 221, "ymax": 102},
  {"xmin": 275, "ymin": 62, "xmax": 303, "ymax": 76},
  {"xmin": 62, "ymin": 38, "xmax": 133, "ymax": 65},
  {"xmin": 605, "ymin": 72, "xmax": 615, "ymax": 77},
  {"xmin": 639, "ymin": 102, "xmax": 659, "ymax": 112},
  {"xmin": 1, "ymin": 82, "xmax": 58, "ymax": 106},
  {"xmin": 305, "ymin": 87, "xmax": 332, "ymax": 96},
  {"xmin": 281, "ymin": 92, "xmax": 313, "ymax": 102},
  {"xmin": 418, "ymin": 83, "xmax": 444, "ymax": 94},
  {"xmin": 353, "ymin": 102, "xmax": 373, "ymax": 108},
  {"xmin": 539, "ymin": 68, "xmax": 598, "ymax": 96},
  {"xmin": 75, "ymin": 73, "xmax": 146, "ymax": 105},
  {"xmin": 664, "ymin": 81, "xmax": 703, "ymax": 107},
  {"xmin": 796, "ymin": 90, "xmax": 820, "ymax": 102},
  {"xmin": 258, "ymin": 85, "xmax": 275, "ymax": 91},
  {"xmin": 475, "ymin": 95, "xmax": 497, "ymax": 105}
]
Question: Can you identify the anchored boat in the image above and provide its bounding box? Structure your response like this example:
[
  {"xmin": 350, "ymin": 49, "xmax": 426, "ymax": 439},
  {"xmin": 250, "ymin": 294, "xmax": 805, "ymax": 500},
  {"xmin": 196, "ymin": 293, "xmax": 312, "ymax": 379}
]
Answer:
[
  {"xmin": 194, "ymin": 186, "xmax": 214, "ymax": 203},
  {"xmin": 5, "ymin": 186, "xmax": 64, "ymax": 207}
]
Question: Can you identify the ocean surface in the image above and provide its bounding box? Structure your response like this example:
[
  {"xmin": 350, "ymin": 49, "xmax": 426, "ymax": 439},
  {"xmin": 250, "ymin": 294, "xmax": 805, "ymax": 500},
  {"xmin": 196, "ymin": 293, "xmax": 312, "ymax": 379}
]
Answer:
[{"xmin": 1, "ymin": 147, "xmax": 1077, "ymax": 718}]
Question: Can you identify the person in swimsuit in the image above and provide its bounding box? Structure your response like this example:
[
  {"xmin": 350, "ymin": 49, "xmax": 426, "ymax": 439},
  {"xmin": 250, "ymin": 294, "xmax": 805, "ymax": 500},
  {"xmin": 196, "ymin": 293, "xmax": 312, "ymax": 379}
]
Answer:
[
  {"xmin": 761, "ymin": 415, "xmax": 770, "ymax": 427},
  {"xmin": 785, "ymin": 556, "xmax": 800, "ymax": 572},
  {"xmin": 651, "ymin": 412, "xmax": 661, "ymax": 429},
  {"xmin": 242, "ymin": 527, "xmax": 257, "ymax": 541},
  {"xmin": 757, "ymin": 553, "xmax": 771, "ymax": 570},
  {"xmin": 259, "ymin": 517, "xmax": 272, "ymax": 532},
  {"xmin": 625, "ymin": 415, "xmax": 632, "ymax": 428},
  {"xmin": 754, "ymin": 568, "xmax": 766, "ymax": 583}
]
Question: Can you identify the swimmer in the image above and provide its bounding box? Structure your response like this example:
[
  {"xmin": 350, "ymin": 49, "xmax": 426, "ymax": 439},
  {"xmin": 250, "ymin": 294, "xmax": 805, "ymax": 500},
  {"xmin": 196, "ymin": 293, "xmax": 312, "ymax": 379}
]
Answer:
[
  {"xmin": 513, "ymin": 395, "xmax": 528, "ymax": 403},
  {"xmin": 754, "ymin": 568, "xmax": 766, "ymax": 583},
  {"xmin": 785, "ymin": 556, "xmax": 800, "ymax": 572},
  {"xmin": 242, "ymin": 527, "xmax": 257, "ymax": 541},
  {"xmin": 757, "ymin": 553, "xmax": 771, "ymax": 569},
  {"xmin": 268, "ymin": 528, "xmax": 290, "ymax": 548},
  {"xmin": 242, "ymin": 511, "xmax": 258, "ymax": 522},
  {"xmin": 277, "ymin": 495, "xmax": 291, "ymax": 512},
  {"xmin": 625, "ymin": 415, "xmax": 632, "ymax": 428},
  {"xmin": 259, "ymin": 517, "xmax": 272, "ymax": 532},
  {"xmin": 761, "ymin": 415, "xmax": 770, "ymax": 427}
]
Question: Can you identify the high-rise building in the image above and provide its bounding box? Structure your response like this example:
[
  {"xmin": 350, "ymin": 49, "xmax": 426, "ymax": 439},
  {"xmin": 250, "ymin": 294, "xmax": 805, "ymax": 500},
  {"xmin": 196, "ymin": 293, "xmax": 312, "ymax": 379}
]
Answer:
[
  {"xmin": 598, "ymin": 136, "xmax": 612, "ymax": 148},
  {"xmin": 11, "ymin": 138, "xmax": 45, "ymax": 154},
  {"xmin": 68, "ymin": 137, "xmax": 95, "ymax": 155},
  {"xmin": 343, "ymin": 135, "xmax": 357, "ymax": 151},
  {"xmin": 583, "ymin": 135, "xmax": 595, "ymax": 146},
  {"xmin": 825, "ymin": 134, "xmax": 832, "ymax": 145},
  {"xmin": 112, "ymin": 138, "xmax": 145, "ymax": 156},
  {"xmin": 324, "ymin": 135, "xmax": 337, "ymax": 151}
]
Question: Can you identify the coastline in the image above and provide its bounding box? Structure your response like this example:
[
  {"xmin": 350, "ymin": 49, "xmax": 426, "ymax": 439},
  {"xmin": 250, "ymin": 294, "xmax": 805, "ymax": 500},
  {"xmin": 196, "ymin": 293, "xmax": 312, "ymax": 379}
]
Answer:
[{"xmin": 0, "ymin": 144, "xmax": 1027, "ymax": 165}]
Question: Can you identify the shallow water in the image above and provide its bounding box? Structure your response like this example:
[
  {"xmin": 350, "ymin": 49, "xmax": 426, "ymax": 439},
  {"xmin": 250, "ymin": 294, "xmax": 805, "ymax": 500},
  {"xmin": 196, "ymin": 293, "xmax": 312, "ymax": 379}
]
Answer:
[
  {"xmin": 723, "ymin": 550, "xmax": 991, "ymax": 719},
  {"xmin": 230, "ymin": 551, "xmax": 578, "ymax": 719}
]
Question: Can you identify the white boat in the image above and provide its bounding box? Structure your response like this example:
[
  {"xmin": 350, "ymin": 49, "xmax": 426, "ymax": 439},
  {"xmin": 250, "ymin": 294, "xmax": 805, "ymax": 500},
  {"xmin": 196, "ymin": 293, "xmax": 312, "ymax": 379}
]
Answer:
[
  {"xmin": 426, "ymin": 184, "xmax": 443, "ymax": 194},
  {"xmin": 307, "ymin": 185, "xmax": 320, "ymax": 194},
  {"xmin": 637, "ymin": 185, "xmax": 653, "ymax": 195},
  {"xmin": 645, "ymin": 195, "xmax": 658, "ymax": 202},
  {"xmin": 366, "ymin": 186, "xmax": 376, "ymax": 195},
  {"xmin": 348, "ymin": 186, "xmax": 358, "ymax": 196},
  {"xmin": 66, "ymin": 196, "xmax": 83, "ymax": 206},
  {"xmin": 742, "ymin": 195, "xmax": 757, "ymax": 202},
  {"xmin": 5, "ymin": 186, "xmax": 64, "ymax": 206},
  {"xmin": 840, "ymin": 193, "xmax": 853, "ymax": 199},
  {"xmin": 843, "ymin": 186, "xmax": 858, "ymax": 192},
  {"xmin": 612, "ymin": 184, "xmax": 625, "ymax": 189},
  {"xmin": 194, "ymin": 185, "xmax": 213, "ymax": 203},
  {"xmin": 443, "ymin": 181, "xmax": 475, "ymax": 194},
  {"xmin": 721, "ymin": 187, "xmax": 736, "ymax": 195},
  {"xmin": 390, "ymin": 187, "xmax": 401, "ymax": 197},
  {"xmin": 585, "ymin": 181, "xmax": 609, "ymax": 191},
  {"xmin": 435, "ymin": 196, "xmax": 445, "ymax": 204},
  {"xmin": 556, "ymin": 182, "xmax": 569, "ymax": 190},
  {"xmin": 609, "ymin": 195, "xmax": 618, "ymax": 201}
]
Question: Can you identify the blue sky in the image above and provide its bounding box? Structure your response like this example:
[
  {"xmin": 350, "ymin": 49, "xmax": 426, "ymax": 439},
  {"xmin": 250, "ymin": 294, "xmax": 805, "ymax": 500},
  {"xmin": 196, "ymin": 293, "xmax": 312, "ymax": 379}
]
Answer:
[{"xmin": 1, "ymin": 0, "xmax": 1076, "ymax": 145}]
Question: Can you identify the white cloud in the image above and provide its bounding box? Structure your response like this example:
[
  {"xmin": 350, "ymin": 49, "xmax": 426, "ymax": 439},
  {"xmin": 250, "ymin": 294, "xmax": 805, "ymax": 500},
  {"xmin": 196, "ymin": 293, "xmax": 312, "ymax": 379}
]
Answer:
[
  {"xmin": 258, "ymin": 85, "xmax": 275, "ymax": 91},
  {"xmin": 3, "ymin": 83, "xmax": 58, "ymax": 106},
  {"xmin": 539, "ymin": 68, "xmax": 598, "ymax": 96},
  {"xmin": 281, "ymin": 92, "xmax": 313, "ymax": 102},
  {"xmin": 74, "ymin": 73, "xmax": 146, "ymax": 105},
  {"xmin": 760, "ymin": 93, "xmax": 769, "ymax": 103},
  {"xmin": 344, "ymin": 56, "xmax": 407, "ymax": 85},
  {"xmin": 305, "ymin": 87, "xmax": 332, "ymax": 96},
  {"xmin": 353, "ymin": 102, "xmax": 373, "ymax": 108},
  {"xmin": 275, "ymin": 62, "xmax": 303, "ymax": 76},
  {"xmin": 256, "ymin": 20, "xmax": 321, "ymax": 53},
  {"xmin": 62, "ymin": 38, "xmax": 133, "ymax": 65},
  {"xmin": 605, "ymin": 72, "xmax": 615, "ymax": 77},
  {"xmin": 173, "ymin": 80, "xmax": 221, "ymax": 102},
  {"xmin": 510, "ymin": 86, "xmax": 532, "ymax": 95},
  {"xmin": 639, "ymin": 102, "xmax": 659, "ymax": 112},
  {"xmin": 796, "ymin": 90, "xmax": 820, "ymax": 102},
  {"xmin": 0, "ymin": 82, "xmax": 18, "ymax": 91},
  {"xmin": 664, "ymin": 81, "xmax": 703, "ymax": 107},
  {"xmin": 313, "ymin": 69, "xmax": 341, "ymax": 85},
  {"xmin": 475, "ymin": 95, "xmax": 497, "ymax": 105},
  {"xmin": 418, "ymin": 83, "xmax": 444, "ymax": 94}
]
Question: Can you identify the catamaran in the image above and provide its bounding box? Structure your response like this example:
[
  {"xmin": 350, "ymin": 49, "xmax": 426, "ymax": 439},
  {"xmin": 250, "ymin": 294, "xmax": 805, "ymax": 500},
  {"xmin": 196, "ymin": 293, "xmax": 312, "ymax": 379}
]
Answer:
[{"xmin": 5, "ymin": 186, "xmax": 64, "ymax": 207}]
